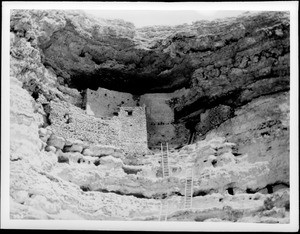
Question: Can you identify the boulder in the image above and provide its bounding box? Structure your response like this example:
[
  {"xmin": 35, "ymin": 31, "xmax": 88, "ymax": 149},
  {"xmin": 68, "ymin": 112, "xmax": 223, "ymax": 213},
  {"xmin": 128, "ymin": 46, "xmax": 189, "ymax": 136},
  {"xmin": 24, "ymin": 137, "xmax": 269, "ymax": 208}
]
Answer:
[
  {"xmin": 45, "ymin": 145, "xmax": 56, "ymax": 153},
  {"xmin": 65, "ymin": 139, "xmax": 87, "ymax": 148},
  {"xmin": 87, "ymin": 145, "xmax": 122, "ymax": 157},
  {"xmin": 47, "ymin": 134, "xmax": 65, "ymax": 149},
  {"xmin": 39, "ymin": 127, "xmax": 52, "ymax": 142},
  {"xmin": 99, "ymin": 155, "xmax": 124, "ymax": 168},
  {"xmin": 82, "ymin": 148, "xmax": 93, "ymax": 156},
  {"xmin": 57, "ymin": 150, "xmax": 83, "ymax": 163},
  {"xmin": 38, "ymin": 128, "xmax": 48, "ymax": 136},
  {"xmin": 64, "ymin": 144, "xmax": 83, "ymax": 153}
]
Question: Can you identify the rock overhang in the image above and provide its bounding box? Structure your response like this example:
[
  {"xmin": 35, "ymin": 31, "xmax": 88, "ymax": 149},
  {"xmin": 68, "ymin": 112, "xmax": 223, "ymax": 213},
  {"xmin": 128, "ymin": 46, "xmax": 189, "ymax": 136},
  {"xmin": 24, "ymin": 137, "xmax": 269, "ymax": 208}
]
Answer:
[
  {"xmin": 33, "ymin": 10, "xmax": 289, "ymax": 98},
  {"xmin": 8, "ymin": 9, "xmax": 292, "ymax": 222}
]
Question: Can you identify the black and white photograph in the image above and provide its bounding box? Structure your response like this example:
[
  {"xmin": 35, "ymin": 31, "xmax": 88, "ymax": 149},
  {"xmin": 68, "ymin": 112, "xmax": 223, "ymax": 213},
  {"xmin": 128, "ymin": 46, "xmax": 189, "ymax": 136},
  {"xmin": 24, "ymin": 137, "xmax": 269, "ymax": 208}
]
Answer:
[{"xmin": 1, "ymin": 1, "xmax": 299, "ymax": 232}]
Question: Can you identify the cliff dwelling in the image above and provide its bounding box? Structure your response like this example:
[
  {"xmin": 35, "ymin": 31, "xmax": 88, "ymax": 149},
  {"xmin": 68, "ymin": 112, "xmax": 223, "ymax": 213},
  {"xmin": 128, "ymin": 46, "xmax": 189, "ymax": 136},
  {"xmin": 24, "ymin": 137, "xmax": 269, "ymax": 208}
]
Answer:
[
  {"xmin": 6, "ymin": 5, "xmax": 297, "ymax": 230},
  {"xmin": 85, "ymin": 87, "xmax": 189, "ymax": 150}
]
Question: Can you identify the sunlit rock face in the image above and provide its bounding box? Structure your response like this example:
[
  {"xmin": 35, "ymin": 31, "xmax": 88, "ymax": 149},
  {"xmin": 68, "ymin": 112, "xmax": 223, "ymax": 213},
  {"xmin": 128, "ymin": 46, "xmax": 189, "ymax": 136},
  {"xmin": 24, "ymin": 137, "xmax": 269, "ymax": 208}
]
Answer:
[{"xmin": 9, "ymin": 9, "xmax": 290, "ymax": 223}]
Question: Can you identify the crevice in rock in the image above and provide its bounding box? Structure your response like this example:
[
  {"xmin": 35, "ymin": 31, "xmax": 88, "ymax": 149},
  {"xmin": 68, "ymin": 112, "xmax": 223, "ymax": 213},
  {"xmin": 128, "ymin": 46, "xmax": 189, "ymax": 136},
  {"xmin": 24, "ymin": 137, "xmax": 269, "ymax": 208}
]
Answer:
[
  {"xmin": 80, "ymin": 89, "xmax": 87, "ymax": 110},
  {"xmin": 246, "ymin": 188, "xmax": 256, "ymax": 194},
  {"xmin": 94, "ymin": 188, "xmax": 150, "ymax": 199},
  {"xmin": 247, "ymin": 182, "xmax": 289, "ymax": 194},
  {"xmin": 186, "ymin": 121, "xmax": 197, "ymax": 145},
  {"xmin": 42, "ymin": 103, "xmax": 52, "ymax": 126},
  {"xmin": 232, "ymin": 152, "xmax": 243, "ymax": 157},
  {"xmin": 79, "ymin": 50, "xmax": 85, "ymax": 58},
  {"xmin": 38, "ymin": 171, "xmax": 60, "ymax": 183},
  {"xmin": 10, "ymin": 158, "xmax": 22, "ymax": 162},
  {"xmin": 169, "ymin": 191, "xmax": 184, "ymax": 197},
  {"xmin": 80, "ymin": 185, "xmax": 91, "ymax": 192},
  {"xmin": 211, "ymin": 159, "xmax": 218, "ymax": 167},
  {"xmin": 193, "ymin": 190, "xmax": 209, "ymax": 197},
  {"xmin": 266, "ymin": 184, "xmax": 273, "ymax": 194},
  {"xmin": 265, "ymin": 182, "xmax": 290, "ymax": 194},
  {"xmin": 22, "ymin": 79, "xmax": 41, "ymax": 101}
]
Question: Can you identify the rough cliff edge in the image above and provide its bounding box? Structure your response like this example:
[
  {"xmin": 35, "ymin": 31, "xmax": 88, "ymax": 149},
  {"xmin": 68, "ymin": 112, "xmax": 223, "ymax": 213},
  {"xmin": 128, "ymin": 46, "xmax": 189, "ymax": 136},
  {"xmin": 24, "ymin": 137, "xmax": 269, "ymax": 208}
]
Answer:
[{"xmin": 9, "ymin": 10, "xmax": 290, "ymax": 222}]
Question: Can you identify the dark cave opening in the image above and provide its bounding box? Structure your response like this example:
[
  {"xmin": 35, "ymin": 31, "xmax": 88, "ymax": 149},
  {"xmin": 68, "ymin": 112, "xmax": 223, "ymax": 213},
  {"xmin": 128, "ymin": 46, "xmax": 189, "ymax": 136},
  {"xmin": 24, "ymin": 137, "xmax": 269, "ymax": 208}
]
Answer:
[
  {"xmin": 68, "ymin": 68, "xmax": 187, "ymax": 95},
  {"xmin": 93, "ymin": 159, "xmax": 101, "ymax": 166},
  {"xmin": 246, "ymin": 188, "xmax": 256, "ymax": 194},
  {"xmin": 77, "ymin": 158, "xmax": 86, "ymax": 164},
  {"xmin": 246, "ymin": 182, "xmax": 289, "ymax": 195},
  {"xmin": 211, "ymin": 159, "xmax": 217, "ymax": 167},
  {"xmin": 227, "ymin": 187, "xmax": 234, "ymax": 195},
  {"xmin": 95, "ymin": 188, "xmax": 149, "ymax": 199},
  {"xmin": 193, "ymin": 190, "xmax": 209, "ymax": 197},
  {"xmin": 266, "ymin": 184, "xmax": 273, "ymax": 194},
  {"xmin": 31, "ymin": 91, "xmax": 39, "ymax": 100},
  {"xmin": 185, "ymin": 121, "xmax": 198, "ymax": 145}
]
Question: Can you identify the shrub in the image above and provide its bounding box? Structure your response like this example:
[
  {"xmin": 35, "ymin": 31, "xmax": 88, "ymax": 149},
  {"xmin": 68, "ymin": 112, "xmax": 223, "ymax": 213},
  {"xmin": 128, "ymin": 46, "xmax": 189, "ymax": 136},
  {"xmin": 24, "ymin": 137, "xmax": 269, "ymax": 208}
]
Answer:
[{"xmin": 264, "ymin": 197, "xmax": 274, "ymax": 210}]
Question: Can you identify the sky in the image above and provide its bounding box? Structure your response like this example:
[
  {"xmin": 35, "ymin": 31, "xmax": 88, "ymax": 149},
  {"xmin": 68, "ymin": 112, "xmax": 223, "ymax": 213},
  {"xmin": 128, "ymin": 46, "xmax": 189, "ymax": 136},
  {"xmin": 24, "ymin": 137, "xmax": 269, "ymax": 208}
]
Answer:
[{"xmin": 84, "ymin": 10, "xmax": 247, "ymax": 28}]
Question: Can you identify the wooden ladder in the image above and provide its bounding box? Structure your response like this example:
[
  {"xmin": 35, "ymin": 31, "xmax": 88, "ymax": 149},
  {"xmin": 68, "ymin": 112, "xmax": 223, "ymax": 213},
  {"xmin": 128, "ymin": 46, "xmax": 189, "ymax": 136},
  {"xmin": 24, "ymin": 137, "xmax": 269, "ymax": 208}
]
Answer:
[
  {"xmin": 159, "ymin": 199, "xmax": 169, "ymax": 221},
  {"xmin": 161, "ymin": 143, "xmax": 170, "ymax": 178},
  {"xmin": 184, "ymin": 168, "xmax": 194, "ymax": 209}
]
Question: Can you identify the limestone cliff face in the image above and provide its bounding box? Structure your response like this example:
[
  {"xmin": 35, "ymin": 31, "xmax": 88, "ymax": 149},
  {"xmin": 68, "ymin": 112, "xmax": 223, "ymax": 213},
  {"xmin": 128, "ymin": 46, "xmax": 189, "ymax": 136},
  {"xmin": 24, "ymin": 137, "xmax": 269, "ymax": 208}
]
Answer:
[
  {"xmin": 204, "ymin": 92, "xmax": 290, "ymax": 186},
  {"xmin": 10, "ymin": 9, "xmax": 290, "ymax": 141},
  {"xmin": 10, "ymin": 10, "xmax": 289, "ymax": 95},
  {"xmin": 9, "ymin": 9, "xmax": 290, "ymax": 222}
]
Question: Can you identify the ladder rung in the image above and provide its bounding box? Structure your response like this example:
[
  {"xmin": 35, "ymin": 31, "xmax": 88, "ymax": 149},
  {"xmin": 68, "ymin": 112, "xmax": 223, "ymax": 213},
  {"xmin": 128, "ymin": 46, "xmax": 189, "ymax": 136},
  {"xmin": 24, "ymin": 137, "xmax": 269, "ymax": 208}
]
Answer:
[{"xmin": 184, "ymin": 168, "xmax": 194, "ymax": 210}]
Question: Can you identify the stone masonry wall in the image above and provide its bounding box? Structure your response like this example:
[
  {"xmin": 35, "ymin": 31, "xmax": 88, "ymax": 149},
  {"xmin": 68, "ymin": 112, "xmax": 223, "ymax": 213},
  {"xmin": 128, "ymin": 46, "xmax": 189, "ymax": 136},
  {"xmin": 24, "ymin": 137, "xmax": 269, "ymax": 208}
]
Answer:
[
  {"xmin": 140, "ymin": 93, "xmax": 176, "ymax": 148},
  {"xmin": 49, "ymin": 100, "xmax": 148, "ymax": 154},
  {"xmin": 48, "ymin": 100, "xmax": 121, "ymax": 146},
  {"xmin": 118, "ymin": 106, "xmax": 148, "ymax": 155},
  {"xmin": 86, "ymin": 87, "xmax": 189, "ymax": 148},
  {"xmin": 86, "ymin": 88, "xmax": 136, "ymax": 117}
]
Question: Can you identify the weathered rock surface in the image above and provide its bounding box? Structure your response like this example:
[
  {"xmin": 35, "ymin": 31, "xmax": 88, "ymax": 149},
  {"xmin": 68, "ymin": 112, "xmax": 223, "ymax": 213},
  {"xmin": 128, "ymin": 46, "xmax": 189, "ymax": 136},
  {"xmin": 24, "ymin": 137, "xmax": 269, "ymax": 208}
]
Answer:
[
  {"xmin": 10, "ymin": 10, "xmax": 289, "ymax": 96},
  {"xmin": 10, "ymin": 75, "xmax": 163, "ymax": 221},
  {"xmin": 87, "ymin": 144, "xmax": 123, "ymax": 157},
  {"xmin": 47, "ymin": 134, "xmax": 66, "ymax": 149},
  {"xmin": 204, "ymin": 92, "xmax": 290, "ymax": 186},
  {"xmin": 10, "ymin": 10, "xmax": 290, "ymax": 148},
  {"xmin": 64, "ymin": 144, "xmax": 83, "ymax": 153},
  {"xmin": 9, "ymin": 9, "xmax": 290, "ymax": 223}
]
